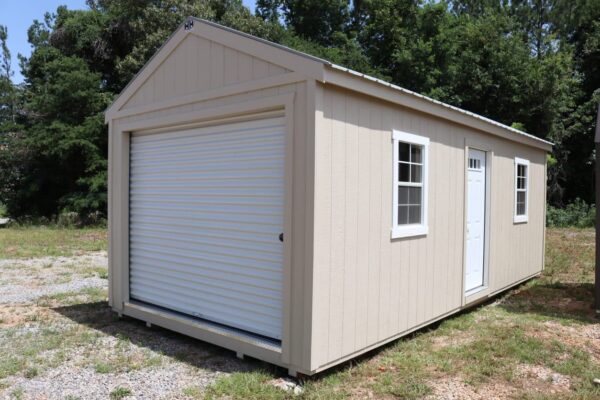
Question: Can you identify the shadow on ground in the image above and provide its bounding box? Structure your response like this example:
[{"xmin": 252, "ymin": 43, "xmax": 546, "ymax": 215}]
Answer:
[
  {"xmin": 498, "ymin": 282, "xmax": 597, "ymax": 323},
  {"xmin": 52, "ymin": 301, "xmax": 281, "ymax": 375}
]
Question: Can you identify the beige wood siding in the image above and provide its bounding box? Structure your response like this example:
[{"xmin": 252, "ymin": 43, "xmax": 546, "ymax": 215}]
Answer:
[
  {"xmin": 311, "ymin": 83, "xmax": 546, "ymax": 370},
  {"xmin": 122, "ymin": 35, "xmax": 290, "ymax": 110}
]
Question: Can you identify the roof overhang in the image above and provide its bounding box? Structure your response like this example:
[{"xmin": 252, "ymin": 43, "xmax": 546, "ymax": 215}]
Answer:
[{"xmin": 323, "ymin": 65, "xmax": 553, "ymax": 152}]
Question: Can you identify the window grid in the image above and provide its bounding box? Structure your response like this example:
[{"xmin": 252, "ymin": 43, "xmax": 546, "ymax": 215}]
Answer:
[
  {"xmin": 514, "ymin": 157, "xmax": 529, "ymax": 222},
  {"xmin": 397, "ymin": 142, "xmax": 423, "ymax": 226},
  {"xmin": 516, "ymin": 164, "xmax": 527, "ymax": 216}
]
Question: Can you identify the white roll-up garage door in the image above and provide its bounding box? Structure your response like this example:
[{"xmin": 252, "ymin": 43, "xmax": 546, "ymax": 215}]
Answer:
[{"xmin": 129, "ymin": 116, "xmax": 285, "ymax": 340}]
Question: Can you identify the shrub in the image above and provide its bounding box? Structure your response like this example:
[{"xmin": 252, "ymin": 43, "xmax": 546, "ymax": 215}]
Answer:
[{"xmin": 547, "ymin": 199, "xmax": 595, "ymax": 228}]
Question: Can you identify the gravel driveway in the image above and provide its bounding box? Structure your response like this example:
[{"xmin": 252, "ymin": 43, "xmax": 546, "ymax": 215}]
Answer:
[{"xmin": 0, "ymin": 252, "xmax": 252, "ymax": 399}]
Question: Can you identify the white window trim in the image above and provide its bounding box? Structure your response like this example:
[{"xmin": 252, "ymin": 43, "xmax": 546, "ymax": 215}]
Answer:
[
  {"xmin": 514, "ymin": 157, "xmax": 529, "ymax": 223},
  {"xmin": 392, "ymin": 130, "xmax": 429, "ymax": 239}
]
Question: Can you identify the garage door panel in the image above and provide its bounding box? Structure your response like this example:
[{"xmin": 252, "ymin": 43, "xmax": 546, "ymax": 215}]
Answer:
[
  {"xmin": 130, "ymin": 159, "xmax": 285, "ymax": 176},
  {"xmin": 132, "ymin": 118, "xmax": 285, "ymax": 144},
  {"xmin": 130, "ymin": 207, "xmax": 283, "ymax": 225},
  {"xmin": 130, "ymin": 233, "xmax": 283, "ymax": 261},
  {"xmin": 129, "ymin": 116, "xmax": 285, "ymax": 340},
  {"xmin": 130, "ymin": 169, "xmax": 284, "ymax": 182},
  {"xmin": 129, "ymin": 266, "xmax": 282, "ymax": 300},
  {"xmin": 130, "ymin": 225, "xmax": 282, "ymax": 254},
  {"xmin": 131, "ymin": 145, "xmax": 285, "ymax": 165},
  {"xmin": 130, "ymin": 253, "xmax": 283, "ymax": 291},
  {"xmin": 130, "ymin": 242, "xmax": 283, "ymax": 272},
  {"xmin": 130, "ymin": 142, "xmax": 285, "ymax": 164},
  {"xmin": 130, "ymin": 275, "xmax": 282, "ymax": 312}
]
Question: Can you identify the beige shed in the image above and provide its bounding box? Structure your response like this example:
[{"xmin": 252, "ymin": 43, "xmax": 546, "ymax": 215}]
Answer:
[{"xmin": 105, "ymin": 18, "xmax": 552, "ymax": 376}]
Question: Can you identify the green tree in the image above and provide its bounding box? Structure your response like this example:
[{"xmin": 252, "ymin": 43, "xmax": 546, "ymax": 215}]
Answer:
[{"xmin": 257, "ymin": 0, "xmax": 351, "ymax": 46}]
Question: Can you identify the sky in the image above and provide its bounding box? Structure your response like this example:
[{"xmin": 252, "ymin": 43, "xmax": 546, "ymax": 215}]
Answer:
[{"xmin": 0, "ymin": 0, "xmax": 257, "ymax": 84}]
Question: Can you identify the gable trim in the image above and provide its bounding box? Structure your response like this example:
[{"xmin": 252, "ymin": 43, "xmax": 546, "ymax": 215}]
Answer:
[{"xmin": 110, "ymin": 71, "xmax": 306, "ymax": 120}]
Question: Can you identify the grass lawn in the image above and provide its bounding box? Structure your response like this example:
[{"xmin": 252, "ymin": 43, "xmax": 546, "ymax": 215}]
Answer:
[
  {"xmin": 0, "ymin": 227, "xmax": 598, "ymax": 399},
  {"xmin": 0, "ymin": 226, "xmax": 107, "ymax": 259}
]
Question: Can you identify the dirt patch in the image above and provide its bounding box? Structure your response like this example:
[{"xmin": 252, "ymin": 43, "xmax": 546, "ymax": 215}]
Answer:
[
  {"xmin": 0, "ymin": 304, "xmax": 55, "ymax": 327},
  {"xmin": 0, "ymin": 252, "xmax": 107, "ymax": 304},
  {"xmin": 430, "ymin": 333, "xmax": 475, "ymax": 350},
  {"xmin": 425, "ymin": 376, "xmax": 516, "ymax": 400},
  {"xmin": 516, "ymin": 364, "xmax": 570, "ymax": 392},
  {"xmin": 527, "ymin": 321, "xmax": 600, "ymax": 362},
  {"xmin": 425, "ymin": 365, "xmax": 571, "ymax": 400}
]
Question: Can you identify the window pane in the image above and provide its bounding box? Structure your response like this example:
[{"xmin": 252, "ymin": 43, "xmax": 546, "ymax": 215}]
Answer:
[
  {"xmin": 411, "ymin": 145, "xmax": 422, "ymax": 163},
  {"xmin": 409, "ymin": 205, "xmax": 421, "ymax": 224},
  {"xmin": 517, "ymin": 177, "xmax": 524, "ymax": 189},
  {"xmin": 408, "ymin": 187, "xmax": 421, "ymax": 205},
  {"xmin": 399, "ymin": 163, "xmax": 410, "ymax": 182},
  {"xmin": 411, "ymin": 164, "xmax": 422, "ymax": 183},
  {"xmin": 517, "ymin": 192, "xmax": 526, "ymax": 215},
  {"xmin": 399, "ymin": 142, "xmax": 410, "ymax": 162},
  {"xmin": 398, "ymin": 186, "xmax": 409, "ymax": 205},
  {"xmin": 398, "ymin": 205, "xmax": 409, "ymax": 225}
]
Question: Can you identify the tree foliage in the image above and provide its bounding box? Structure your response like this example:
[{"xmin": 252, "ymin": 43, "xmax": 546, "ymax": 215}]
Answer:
[{"xmin": 0, "ymin": 0, "xmax": 598, "ymax": 220}]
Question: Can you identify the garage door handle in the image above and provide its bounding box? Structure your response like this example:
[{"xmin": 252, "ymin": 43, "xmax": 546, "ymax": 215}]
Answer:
[{"xmin": 279, "ymin": 233, "xmax": 284, "ymax": 242}]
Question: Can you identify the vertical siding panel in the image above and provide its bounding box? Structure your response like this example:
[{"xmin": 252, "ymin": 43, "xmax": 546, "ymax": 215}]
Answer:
[
  {"xmin": 328, "ymin": 90, "xmax": 346, "ymax": 361},
  {"xmin": 196, "ymin": 36, "xmax": 211, "ymax": 91},
  {"xmin": 436, "ymin": 123, "xmax": 451, "ymax": 316},
  {"xmin": 252, "ymin": 57, "xmax": 270, "ymax": 80},
  {"xmin": 153, "ymin": 61, "xmax": 165, "ymax": 105},
  {"xmin": 355, "ymin": 98, "xmax": 371, "ymax": 350},
  {"xmin": 290, "ymin": 82, "xmax": 307, "ymax": 369},
  {"xmin": 174, "ymin": 40, "xmax": 187, "ymax": 96},
  {"xmin": 223, "ymin": 47, "xmax": 238, "ymax": 85},
  {"xmin": 379, "ymin": 108, "xmax": 393, "ymax": 338},
  {"xmin": 164, "ymin": 52, "xmax": 178, "ymax": 98},
  {"xmin": 427, "ymin": 121, "xmax": 437, "ymax": 321},
  {"xmin": 181, "ymin": 37, "xmax": 193, "ymax": 95},
  {"xmin": 237, "ymin": 52, "xmax": 253, "ymax": 83},
  {"xmin": 453, "ymin": 129, "xmax": 463, "ymax": 308},
  {"xmin": 367, "ymin": 103, "xmax": 382, "ymax": 344},
  {"xmin": 209, "ymin": 42, "xmax": 224, "ymax": 89},
  {"xmin": 342, "ymin": 94, "xmax": 359, "ymax": 355},
  {"xmin": 312, "ymin": 86, "xmax": 332, "ymax": 367}
]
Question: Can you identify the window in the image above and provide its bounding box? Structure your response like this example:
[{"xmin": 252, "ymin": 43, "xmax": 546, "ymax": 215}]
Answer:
[
  {"xmin": 392, "ymin": 130, "xmax": 429, "ymax": 238},
  {"xmin": 468, "ymin": 157, "xmax": 481, "ymax": 169},
  {"xmin": 514, "ymin": 157, "xmax": 529, "ymax": 223}
]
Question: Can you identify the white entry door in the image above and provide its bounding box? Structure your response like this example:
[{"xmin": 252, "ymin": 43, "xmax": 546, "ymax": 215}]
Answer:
[
  {"xmin": 465, "ymin": 149, "xmax": 486, "ymax": 292},
  {"xmin": 128, "ymin": 116, "xmax": 286, "ymax": 340}
]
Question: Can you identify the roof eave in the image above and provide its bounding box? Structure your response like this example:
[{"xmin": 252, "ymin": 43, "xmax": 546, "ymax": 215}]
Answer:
[{"xmin": 324, "ymin": 64, "xmax": 553, "ymax": 152}]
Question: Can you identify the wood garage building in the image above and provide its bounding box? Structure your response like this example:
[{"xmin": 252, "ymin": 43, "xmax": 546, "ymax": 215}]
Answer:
[{"xmin": 105, "ymin": 18, "xmax": 552, "ymax": 376}]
